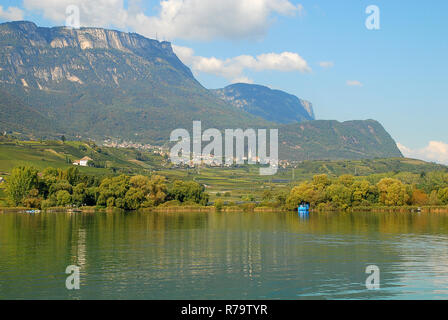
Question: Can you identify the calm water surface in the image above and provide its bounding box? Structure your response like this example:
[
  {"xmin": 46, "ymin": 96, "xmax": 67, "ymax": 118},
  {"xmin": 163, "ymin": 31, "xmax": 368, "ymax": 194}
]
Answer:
[{"xmin": 1, "ymin": 211, "xmax": 448, "ymax": 300}]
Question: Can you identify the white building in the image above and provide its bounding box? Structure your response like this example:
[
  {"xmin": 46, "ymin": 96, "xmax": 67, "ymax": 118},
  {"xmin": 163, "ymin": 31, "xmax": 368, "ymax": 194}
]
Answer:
[{"xmin": 73, "ymin": 156, "xmax": 93, "ymax": 167}]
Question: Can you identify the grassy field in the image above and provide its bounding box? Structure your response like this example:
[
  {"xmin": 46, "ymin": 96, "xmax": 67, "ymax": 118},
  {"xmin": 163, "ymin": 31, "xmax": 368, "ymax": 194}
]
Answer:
[{"xmin": 0, "ymin": 139, "xmax": 165, "ymax": 174}]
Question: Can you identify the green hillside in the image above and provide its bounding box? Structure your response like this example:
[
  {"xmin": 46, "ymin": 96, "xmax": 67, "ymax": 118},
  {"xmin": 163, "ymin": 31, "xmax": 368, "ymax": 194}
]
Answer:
[
  {"xmin": 0, "ymin": 137, "xmax": 444, "ymax": 205},
  {"xmin": 0, "ymin": 137, "xmax": 165, "ymax": 174},
  {"xmin": 280, "ymin": 120, "xmax": 402, "ymax": 160}
]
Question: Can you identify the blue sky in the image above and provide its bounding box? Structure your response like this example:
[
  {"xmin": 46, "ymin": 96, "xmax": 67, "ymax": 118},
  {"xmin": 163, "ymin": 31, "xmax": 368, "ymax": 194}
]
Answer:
[{"xmin": 1, "ymin": 0, "xmax": 447, "ymax": 163}]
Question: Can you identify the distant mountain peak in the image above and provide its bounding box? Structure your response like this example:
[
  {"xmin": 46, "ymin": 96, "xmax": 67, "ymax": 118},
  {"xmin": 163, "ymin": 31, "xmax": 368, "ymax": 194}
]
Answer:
[{"xmin": 212, "ymin": 83, "xmax": 315, "ymax": 124}]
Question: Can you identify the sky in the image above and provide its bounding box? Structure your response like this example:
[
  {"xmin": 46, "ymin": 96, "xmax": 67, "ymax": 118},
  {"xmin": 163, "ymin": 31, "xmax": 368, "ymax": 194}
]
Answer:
[{"xmin": 1, "ymin": 0, "xmax": 447, "ymax": 164}]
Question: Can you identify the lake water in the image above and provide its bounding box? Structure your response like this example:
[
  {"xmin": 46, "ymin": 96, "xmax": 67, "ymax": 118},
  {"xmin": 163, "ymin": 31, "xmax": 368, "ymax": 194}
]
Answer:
[{"xmin": 1, "ymin": 211, "xmax": 448, "ymax": 300}]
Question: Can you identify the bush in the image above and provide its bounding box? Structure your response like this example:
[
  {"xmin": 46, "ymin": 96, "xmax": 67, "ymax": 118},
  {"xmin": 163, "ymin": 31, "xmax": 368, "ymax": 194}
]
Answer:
[
  {"xmin": 158, "ymin": 200, "xmax": 182, "ymax": 207},
  {"xmin": 214, "ymin": 199, "xmax": 224, "ymax": 212}
]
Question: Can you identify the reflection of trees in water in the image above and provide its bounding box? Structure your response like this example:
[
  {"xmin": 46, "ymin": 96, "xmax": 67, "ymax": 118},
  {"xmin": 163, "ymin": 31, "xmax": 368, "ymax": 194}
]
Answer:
[
  {"xmin": 1, "ymin": 211, "xmax": 448, "ymax": 299},
  {"xmin": 391, "ymin": 233, "xmax": 448, "ymax": 298}
]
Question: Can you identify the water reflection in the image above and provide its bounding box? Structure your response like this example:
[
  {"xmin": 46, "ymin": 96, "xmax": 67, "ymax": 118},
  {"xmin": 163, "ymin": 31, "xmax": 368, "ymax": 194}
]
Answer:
[{"xmin": 1, "ymin": 211, "xmax": 448, "ymax": 299}]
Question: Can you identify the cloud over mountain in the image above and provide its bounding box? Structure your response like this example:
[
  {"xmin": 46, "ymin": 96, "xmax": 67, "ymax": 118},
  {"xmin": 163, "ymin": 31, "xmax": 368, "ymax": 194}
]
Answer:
[
  {"xmin": 398, "ymin": 141, "xmax": 448, "ymax": 165},
  {"xmin": 173, "ymin": 45, "xmax": 311, "ymax": 82},
  {"xmin": 22, "ymin": 0, "xmax": 303, "ymax": 41},
  {"xmin": 0, "ymin": 5, "xmax": 24, "ymax": 21}
]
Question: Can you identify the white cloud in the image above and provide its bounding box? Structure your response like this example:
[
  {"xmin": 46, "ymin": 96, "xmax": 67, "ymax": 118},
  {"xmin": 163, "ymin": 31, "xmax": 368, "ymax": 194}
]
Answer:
[
  {"xmin": 173, "ymin": 45, "xmax": 311, "ymax": 83},
  {"xmin": 232, "ymin": 76, "xmax": 254, "ymax": 84},
  {"xmin": 23, "ymin": 0, "xmax": 131, "ymax": 28},
  {"xmin": 347, "ymin": 80, "xmax": 363, "ymax": 87},
  {"xmin": 0, "ymin": 6, "xmax": 25, "ymax": 21},
  {"xmin": 397, "ymin": 141, "xmax": 448, "ymax": 165},
  {"xmin": 22, "ymin": 0, "xmax": 304, "ymax": 41},
  {"xmin": 319, "ymin": 61, "xmax": 334, "ymax": 68}
]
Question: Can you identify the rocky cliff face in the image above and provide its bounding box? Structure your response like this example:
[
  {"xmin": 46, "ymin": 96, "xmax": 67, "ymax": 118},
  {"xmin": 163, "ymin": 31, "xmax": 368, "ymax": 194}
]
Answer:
[
  {"xmin": 213, "ymin": 83, "xmax": 315, "ymax": 124},
  {"xmin": 0, "ymin": 21, "xmax": 194, "ymax": 89}
]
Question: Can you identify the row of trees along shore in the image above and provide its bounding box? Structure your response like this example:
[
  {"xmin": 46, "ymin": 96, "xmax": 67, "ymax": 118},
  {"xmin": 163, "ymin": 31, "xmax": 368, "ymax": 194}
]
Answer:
[
  {"xmin": 3, "ymin": 166, "xmax": 208, "ymax": 210},
  {"xmin": 285, "ymin": 173, "xmax": 448, "ymax": 211},
  {"xmin": 3, "ymin": 166, "xmax": 448, "ymax": 211}
]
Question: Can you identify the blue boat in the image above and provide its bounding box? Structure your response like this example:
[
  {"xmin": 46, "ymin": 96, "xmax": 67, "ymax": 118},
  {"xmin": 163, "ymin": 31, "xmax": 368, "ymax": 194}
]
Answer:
[
  {"xmin": 25, "ymin": 210, "xmax": 41, "ymax": 214},
  {"xmin": 298, "ymin": 202, "xmax": 310, "ymax": 215}
]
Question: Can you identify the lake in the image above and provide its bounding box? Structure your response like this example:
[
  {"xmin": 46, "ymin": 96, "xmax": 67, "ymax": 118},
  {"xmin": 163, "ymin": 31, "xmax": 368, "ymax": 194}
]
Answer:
[{"xmin": 1, "ymin": 211, "xmax": 448, "ymax": 300}]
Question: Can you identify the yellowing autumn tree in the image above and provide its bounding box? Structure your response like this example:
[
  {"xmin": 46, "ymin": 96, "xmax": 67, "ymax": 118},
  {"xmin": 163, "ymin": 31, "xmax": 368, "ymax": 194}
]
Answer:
[{"xmin": 377, "ymin": 178, "xmax": 410, "ymax": 206}]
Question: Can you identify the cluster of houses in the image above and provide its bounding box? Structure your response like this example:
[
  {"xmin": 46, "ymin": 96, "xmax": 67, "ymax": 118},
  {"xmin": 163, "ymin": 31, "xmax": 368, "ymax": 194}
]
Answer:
[
  {"xmin": 172, "ymin": 152, "xmax": 268, "ymax": 169},
  {"xmin": 103, "ymin": 139, "xmax": 169, "ymax": 156}
]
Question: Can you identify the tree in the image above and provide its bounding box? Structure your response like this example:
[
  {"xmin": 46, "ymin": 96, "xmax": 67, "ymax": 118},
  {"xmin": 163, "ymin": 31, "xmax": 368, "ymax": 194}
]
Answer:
[
  {"xmin": 327, "ymin": 184, "xmax": 352, "ymax": 209},
  {"xmin": 338, "ymin": 175, "xmax": 355, "ymax": 187},
  {"xmin": 377, "ymin": 178, "xmax": 410, "ymax": 206},
  {"xmin": 438, "ymin": 188, "xmax": 448, "ymax": 205},
  {"xmin": 5, "ymin": 166, "xmax": 39, "ymax": 206},
  {"xmin": 49, "ymin": 180, "xmax": 73, "ymax": 196},
  {"xmin": 61, "ymin": 135, "xmax": 66, "ymax": 143},
  {"xmin": 56, "ymin": 190, "xmax": 72, "ymax": 206},
  {"xmin": 262, "ymin": 190, "xmax": 273, "ymax": 201},
  {"xmin": 125, "ymin": 188, "xmax": 146, "ymax": 210},
  {"xmin": 148, "ymin": 175, "xmax": 168, "ymax": 206},
  {"xmin": 72, "ymin": 183, "xmax": 87, "ymax": 206},
  {"xmin": 168, "ymin": 180, "xmax": 208, "ymax": 205},
  {"xmin": 286, "ymin": 182, "xmax": 317, "ymax": 210},
  {"xmin": 97, "ymin": 175, "xmax": 130, "ymax": 207},
  {"xmin": 214, "ymin": 199, "xmax": 224, "ymax": 212},
  {"xmin": 351, "ymin": 180, "xmax": 378, "ymax": 206},
  {"xmin": 23, "ymin": 189, "xmax": 42, "ymax": 209},
  {"xmin": 411, "ymin": 189, "xmax": 428, "ymax": 206},
  {"xmin": 313, "ymin": 174, "xmax": 331, "ymax": 189}
]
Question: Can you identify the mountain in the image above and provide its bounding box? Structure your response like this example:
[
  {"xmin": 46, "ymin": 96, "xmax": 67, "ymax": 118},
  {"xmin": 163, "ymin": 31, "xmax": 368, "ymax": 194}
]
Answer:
[
  {"xmin": 0, "ymin": 88, "xmax": 59, "ymax": 137},
  {"xmin": 0, "ymin": 21, "xmax": 403, "ymax": 161},
  {"xmin": 279, "ymin": 120, "xmax": 402, "ymax": 161},
  {"xmin": 0, "ymin": 21, "xmax": 268, "ymax": 143},
  {"xmin": 212, "ymin": 83, "xmax": 315, "ymax": 124}
]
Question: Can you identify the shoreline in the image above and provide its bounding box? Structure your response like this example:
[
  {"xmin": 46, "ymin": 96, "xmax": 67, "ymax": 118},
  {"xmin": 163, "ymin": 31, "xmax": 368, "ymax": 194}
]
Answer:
[{"xmin": 2, "ymin": 205, "xmax": 448, "ymax": 214}]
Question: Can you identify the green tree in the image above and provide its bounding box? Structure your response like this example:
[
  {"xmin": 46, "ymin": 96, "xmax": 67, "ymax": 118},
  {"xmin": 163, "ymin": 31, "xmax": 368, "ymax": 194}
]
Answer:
[
  {"xmin": 438, "ymin": 188, "xmax": 448, "ymax": 205},
  {"xmin": 97, "ymin": 175, "xmax": 130, "ymax": 208},
  {"xmin": 168, "ymin": 180, "xmax": 208, "ymax": 205},
  {"xmin": 72, "ymin": 183, "xmax": 87, "ymax": 206},
  {"xmin": 125, "ymin": 188, "xmax": 146, "ymax": 210},
  {"xmin": 23, "ymin": 189, "xmax": 42, "ymax": 209},
  {"xmin": 5, "ymin": 166, "xmax": 39, "ymax": 206},
  {"xmin": 56, "ymin": 190, "xmax": 72, "ymax": 206},
  {"xmin": 214, "ymin": 199, "xmax": 224, "ymax": 212},
  {"xmin": 327, "ymin": 184, "xmax": 352, "ymax": 209},
  {"xmin": 148, "ymin": 175, "xmax": 168, "ymax": 206},
  {"xmin": 286, "ymin": 181, "xmax": 317, "ymax": 210}
]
